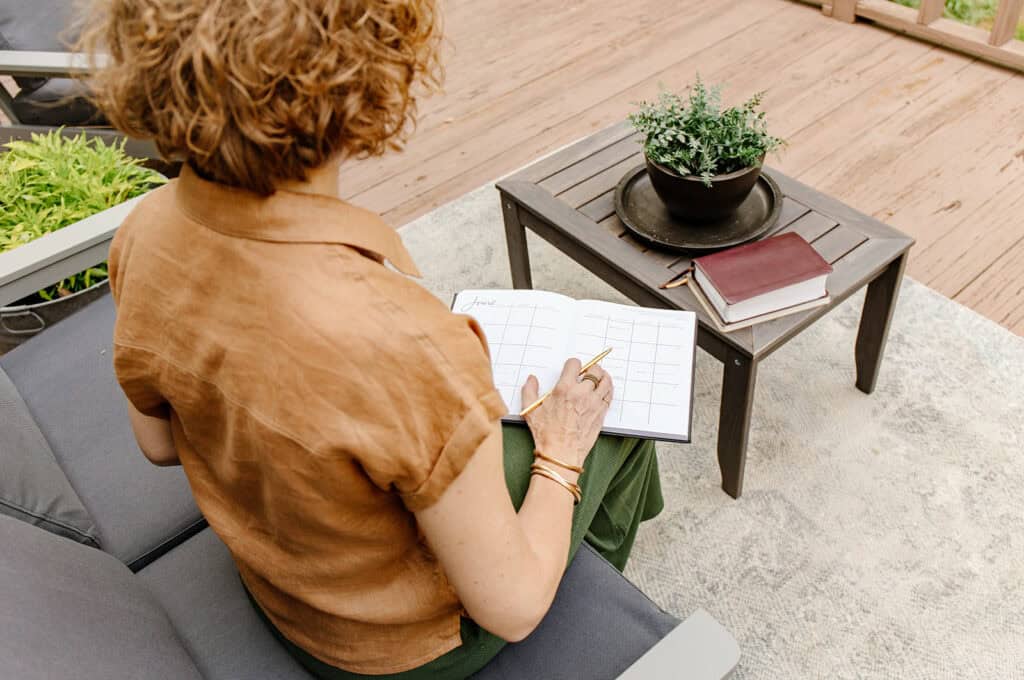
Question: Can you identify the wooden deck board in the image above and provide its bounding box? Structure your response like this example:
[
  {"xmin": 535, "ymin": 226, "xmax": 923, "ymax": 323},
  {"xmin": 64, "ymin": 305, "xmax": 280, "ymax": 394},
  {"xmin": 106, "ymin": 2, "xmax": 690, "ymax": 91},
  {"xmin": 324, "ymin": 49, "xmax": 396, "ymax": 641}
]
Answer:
[
  {"xmin": 7, "ymin": 0, "xmax": 1011, "ymax": 333},
  {"xmin": 363, "ymin": 2, "xmax": 866, "ymax": 226},
  {"xmin": 343, "ymin": 0, "xmax": 1009, "ymax": 337},
  {"xmin": 775, "ymin": 49, "xmax": 978, "ymax": 186},
  {"xmin": 346, "ymin": 0, "xmax": 792, "ymax": 213},
  {"xmin": 341, "ymin": 0, "xmax": 721, "ymax": 199},
  {"xmin": 957, "ymin": 235, "xmax": 1024, "ymax": 334},
  {"xmin": 915, "ymin": 188, "xmax": 1024, "ymax": 300}
]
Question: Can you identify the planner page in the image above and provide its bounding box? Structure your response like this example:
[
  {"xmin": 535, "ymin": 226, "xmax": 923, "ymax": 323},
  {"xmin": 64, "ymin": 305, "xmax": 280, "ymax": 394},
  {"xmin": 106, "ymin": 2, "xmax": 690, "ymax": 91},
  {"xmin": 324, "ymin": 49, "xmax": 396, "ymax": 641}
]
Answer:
[
  {"xmin": 453, "ymin": 289, "xmax": 574, "ymax": 414},
  {"xmin": 570, "ymin": 300, "xmax": 697, "ymax": 442}
]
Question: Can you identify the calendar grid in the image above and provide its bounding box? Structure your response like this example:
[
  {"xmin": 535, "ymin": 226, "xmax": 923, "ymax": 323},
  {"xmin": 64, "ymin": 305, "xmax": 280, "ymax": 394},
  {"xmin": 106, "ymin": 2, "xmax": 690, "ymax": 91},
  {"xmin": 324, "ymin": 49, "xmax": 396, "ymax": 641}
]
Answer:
[
  {"xmin": 509, "ymin": 302, "xmax": 538, "ymax": 406},
  {"xmin": 622, "ymin": 319, "xmax": 634, "ymax": 422},
  {"xmin": 574, "ymin": 316, "xmax": 688, "ymax": 424},
  {"xmin": 470, "ymin": 301, "xmax": 563, "ymax": 412},
  {"xmin": 454, "ymin": 290, "xmax": 695, "ymax": 439}
]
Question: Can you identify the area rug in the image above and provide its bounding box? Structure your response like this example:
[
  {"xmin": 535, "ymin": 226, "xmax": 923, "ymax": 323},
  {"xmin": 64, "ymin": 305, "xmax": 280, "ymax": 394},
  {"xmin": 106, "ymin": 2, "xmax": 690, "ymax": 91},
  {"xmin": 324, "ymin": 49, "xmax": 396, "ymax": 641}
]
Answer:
[{"xmin": 399, "ymin": 184, "xmax": 1024, "ymax": 679}]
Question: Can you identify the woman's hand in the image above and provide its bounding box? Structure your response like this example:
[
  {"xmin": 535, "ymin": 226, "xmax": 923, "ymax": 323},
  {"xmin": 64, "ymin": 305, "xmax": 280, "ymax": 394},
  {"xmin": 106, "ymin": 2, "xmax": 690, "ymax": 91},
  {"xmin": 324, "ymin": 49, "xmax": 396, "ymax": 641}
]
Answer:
[{"xmin": 520, "ymin": 358, "xmax": 613, "ymax": 471}]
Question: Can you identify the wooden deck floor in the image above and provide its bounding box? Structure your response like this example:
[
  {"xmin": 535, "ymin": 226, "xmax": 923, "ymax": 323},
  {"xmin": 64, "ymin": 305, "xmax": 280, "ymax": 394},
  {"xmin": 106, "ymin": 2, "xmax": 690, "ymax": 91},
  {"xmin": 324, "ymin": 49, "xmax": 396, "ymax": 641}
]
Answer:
[{"xmin": 341, "ymin": 0, "xmax": 1024, "ymax": 335}]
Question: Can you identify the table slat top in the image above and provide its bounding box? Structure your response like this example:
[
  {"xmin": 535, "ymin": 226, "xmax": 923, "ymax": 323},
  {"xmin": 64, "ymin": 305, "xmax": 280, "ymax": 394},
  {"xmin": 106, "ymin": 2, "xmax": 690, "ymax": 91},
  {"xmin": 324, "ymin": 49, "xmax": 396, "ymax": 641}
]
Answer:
[{"xmin": 499, "ymin": 121, "xmax": 914, "ymax": 358}]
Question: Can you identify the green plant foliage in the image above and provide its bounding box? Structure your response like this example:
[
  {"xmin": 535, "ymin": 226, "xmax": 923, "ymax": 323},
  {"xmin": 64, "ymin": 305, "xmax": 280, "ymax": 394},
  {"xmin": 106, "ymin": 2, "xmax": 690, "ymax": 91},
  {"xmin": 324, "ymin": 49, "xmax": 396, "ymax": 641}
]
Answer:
[
  {"xmin": 0, "ymin": 130, "xmax": 165, "ymax": 302},
  {"xmin": 890, "ymin": 0, "xmax": 1023, "ymax": 40},
  {"xmin": 629, "ymin": 78, "xmax": 783, "ymax": 187}
]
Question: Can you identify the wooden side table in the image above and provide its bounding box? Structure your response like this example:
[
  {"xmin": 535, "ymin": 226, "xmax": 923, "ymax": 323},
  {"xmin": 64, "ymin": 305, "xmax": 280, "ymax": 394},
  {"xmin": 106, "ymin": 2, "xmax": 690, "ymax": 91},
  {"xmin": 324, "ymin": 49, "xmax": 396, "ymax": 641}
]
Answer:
[{"xmin": 497, "ymin": 122, "xmax": 914, "ymax": 498}]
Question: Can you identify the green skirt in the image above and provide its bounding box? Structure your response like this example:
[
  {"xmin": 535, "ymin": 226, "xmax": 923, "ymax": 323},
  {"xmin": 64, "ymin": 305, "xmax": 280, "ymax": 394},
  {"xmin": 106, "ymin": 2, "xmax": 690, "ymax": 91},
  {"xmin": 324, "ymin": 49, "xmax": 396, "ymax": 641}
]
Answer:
[{"xmin": 253, "ymin": 426, "xmax": 663, "ymax": 679}]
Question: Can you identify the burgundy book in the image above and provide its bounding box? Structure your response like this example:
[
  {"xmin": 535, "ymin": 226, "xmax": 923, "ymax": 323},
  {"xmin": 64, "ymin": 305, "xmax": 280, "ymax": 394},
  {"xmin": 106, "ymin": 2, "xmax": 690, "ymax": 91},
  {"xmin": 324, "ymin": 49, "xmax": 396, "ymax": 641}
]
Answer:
[
  {"xmin": 693, "ymin": 233, "xmax": 833, "ymax": 325},
  {"xmin": 694, "ymin": 233, "xmax": 832, "ymax": 303}
]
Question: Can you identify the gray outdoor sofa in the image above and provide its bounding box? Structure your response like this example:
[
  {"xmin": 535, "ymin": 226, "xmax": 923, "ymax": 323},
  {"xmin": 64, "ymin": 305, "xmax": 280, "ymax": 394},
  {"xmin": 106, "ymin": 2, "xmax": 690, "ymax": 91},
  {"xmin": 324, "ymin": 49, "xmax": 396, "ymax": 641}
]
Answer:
[
  {"xmin": 0, "ymin": 17, "xmax": 740, "ymax": 667},
  {"xmin": 0, "ymin": 292, "xmax": 740, "ymax": 679},
  {"xmin": 0, "ymin": 0, "xmax": 103, "ymax": 126}
]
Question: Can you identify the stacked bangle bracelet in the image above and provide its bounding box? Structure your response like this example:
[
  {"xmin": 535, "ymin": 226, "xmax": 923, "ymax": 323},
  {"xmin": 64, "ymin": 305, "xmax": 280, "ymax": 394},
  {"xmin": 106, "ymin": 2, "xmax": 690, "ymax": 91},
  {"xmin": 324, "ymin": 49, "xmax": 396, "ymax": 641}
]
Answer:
[
  {"xmin": 530, "ymin": 461, "xmax": 582, "ymax": 504},
  {"xmin": 533, "ymin": 449, "xmax": 584, "ymax": 474}
]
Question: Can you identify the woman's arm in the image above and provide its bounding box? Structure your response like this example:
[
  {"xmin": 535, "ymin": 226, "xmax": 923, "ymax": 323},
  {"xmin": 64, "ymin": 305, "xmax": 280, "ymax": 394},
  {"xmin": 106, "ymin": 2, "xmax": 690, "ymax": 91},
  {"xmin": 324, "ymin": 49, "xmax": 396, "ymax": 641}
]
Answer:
[
  {"xmin": 126, "ymin": 401, "xmax": 180, "ymax": 467},
  {"xmin": 415, "ymin": 359, "xmax": 612, "ymax": 642}
]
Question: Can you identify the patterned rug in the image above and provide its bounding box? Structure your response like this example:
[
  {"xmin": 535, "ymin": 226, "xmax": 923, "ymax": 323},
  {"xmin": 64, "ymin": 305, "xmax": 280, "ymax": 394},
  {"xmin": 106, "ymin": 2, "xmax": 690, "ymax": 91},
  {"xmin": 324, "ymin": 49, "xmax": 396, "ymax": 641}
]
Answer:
[{"xmin": 399, "ymin": 184, "xmax": 1024, "ymax": 679}]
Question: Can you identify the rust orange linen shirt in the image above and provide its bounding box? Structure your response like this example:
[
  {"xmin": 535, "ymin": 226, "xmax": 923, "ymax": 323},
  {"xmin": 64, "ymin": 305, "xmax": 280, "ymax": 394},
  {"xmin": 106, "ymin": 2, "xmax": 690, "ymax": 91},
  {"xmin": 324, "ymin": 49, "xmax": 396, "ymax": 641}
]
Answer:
[{"xmin": 107, "ymin": 165, "xmax": 507, "ymax": 674}]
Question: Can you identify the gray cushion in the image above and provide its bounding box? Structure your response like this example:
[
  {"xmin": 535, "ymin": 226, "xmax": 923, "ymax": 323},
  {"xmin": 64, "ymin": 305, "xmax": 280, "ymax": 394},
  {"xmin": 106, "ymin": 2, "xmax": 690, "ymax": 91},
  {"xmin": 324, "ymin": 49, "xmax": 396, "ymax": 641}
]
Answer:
[
  {"xmin": 138, "ymin": 529, "xmax": 317, "ymax": 680},
  {"xmin": 0, "ymin": 0, "xmax": 74, "ymax": 94},
  {"xmin": 139, "ymin": 528, "xmax": 677, "ymax": 680},
  {"xmin": 0, "ymin": 294, "xmax": 204, "ymax": 570},
  {"xmin": 11, "ymin": 78, "xmax": 104, "ymax": 126},
  {"xmin": 0, "ymin": 0, "xmax": 74, "ymax": 53},
  {"xmin": 0, "ymin": 0, "xmax": 102, "ymax": 125},
  {"xmin": 0, "ymin": 366, "xmax": 99, "ymax": 546},
  {"xmin": 473, "ymin": 545, "xmax": 679, "ymax": 679},
  {"xmin": 0, "ymin": 515, "xmax": 203, "ymax": 680}
]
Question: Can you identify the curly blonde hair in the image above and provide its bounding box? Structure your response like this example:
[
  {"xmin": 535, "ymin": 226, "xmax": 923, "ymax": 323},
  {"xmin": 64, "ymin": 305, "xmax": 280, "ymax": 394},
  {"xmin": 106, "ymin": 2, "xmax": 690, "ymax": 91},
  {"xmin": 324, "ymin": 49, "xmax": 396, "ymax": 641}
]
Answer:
[{"xmin": 77, "ymin": 0, "xmax": 442, "ymax": 195}]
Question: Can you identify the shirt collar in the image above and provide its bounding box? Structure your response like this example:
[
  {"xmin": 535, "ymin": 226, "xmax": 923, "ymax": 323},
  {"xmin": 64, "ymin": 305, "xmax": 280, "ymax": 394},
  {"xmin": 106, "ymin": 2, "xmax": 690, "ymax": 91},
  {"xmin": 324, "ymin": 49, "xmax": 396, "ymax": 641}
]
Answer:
[{"xmin": 174, "ymin": 164, "xmax": 421, "ymax": 277}]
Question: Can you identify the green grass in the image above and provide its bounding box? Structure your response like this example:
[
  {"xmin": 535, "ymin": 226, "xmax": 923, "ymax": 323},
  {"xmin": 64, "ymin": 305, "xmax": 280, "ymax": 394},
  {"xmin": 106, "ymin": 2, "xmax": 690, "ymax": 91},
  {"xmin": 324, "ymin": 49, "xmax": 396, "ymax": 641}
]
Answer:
[{"xmin": 890, "ymin": 0, "xmax": 1024, "ymax": 40}]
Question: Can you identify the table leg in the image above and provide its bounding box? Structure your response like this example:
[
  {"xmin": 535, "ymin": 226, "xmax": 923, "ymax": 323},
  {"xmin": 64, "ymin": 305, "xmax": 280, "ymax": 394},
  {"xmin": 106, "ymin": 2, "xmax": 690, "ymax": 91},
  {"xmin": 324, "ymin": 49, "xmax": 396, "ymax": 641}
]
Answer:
[
  {"xmin": 501, "ymin": 196, "xmax": 533, "ymax": 289},
  {"xmin": 718, "ymin": 350, "xmax": 758, "ymax": 499},
  {"xmin": 855, "ymin": 253, "xmax": 907, "ymax": 394}
]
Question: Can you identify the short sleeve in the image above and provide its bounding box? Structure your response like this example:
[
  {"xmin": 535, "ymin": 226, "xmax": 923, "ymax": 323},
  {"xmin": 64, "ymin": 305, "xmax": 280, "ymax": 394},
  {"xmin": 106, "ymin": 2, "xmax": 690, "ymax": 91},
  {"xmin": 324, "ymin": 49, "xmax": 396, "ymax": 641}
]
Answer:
[
  {"xmin": 107, "ymin": 222, "xmax": 128, "ymax": 306},
  {"xmin": 112, "ymin": 344, "xmax": 169, "ymax": 418},
  {"xmin": 399, "ymin": 391, "xmax": 505, "ymax": 512},
  {"xmin": 350, "ymin": 307, "xmax": 508, "ymax": 512},
  {"xmin": 399, "ymin": 314, "xmax": 507, "ymax": 511},
  {"xmin": 107, "ymin": 221, "xmax": 169, "ymax": 419}
]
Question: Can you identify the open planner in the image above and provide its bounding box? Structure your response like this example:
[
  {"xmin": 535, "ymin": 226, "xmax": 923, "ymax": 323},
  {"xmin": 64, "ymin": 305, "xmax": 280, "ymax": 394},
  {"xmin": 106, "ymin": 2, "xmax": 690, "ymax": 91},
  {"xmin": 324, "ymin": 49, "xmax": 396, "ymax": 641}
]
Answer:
[{"xmin": 453, "ymin": 289, "xmax": 698, "ymax": 442}]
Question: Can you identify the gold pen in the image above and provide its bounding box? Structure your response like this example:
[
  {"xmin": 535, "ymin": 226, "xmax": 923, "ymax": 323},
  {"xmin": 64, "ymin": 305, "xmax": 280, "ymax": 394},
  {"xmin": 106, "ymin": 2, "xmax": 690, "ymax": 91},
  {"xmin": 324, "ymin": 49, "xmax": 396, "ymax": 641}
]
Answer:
[
  {"xmin": 519, "ymin": 347, "xmax": 613, "ymax": 417},
  {"xmin": 659, "ymin": 266, "xmax": 694, "ymax": 290}
]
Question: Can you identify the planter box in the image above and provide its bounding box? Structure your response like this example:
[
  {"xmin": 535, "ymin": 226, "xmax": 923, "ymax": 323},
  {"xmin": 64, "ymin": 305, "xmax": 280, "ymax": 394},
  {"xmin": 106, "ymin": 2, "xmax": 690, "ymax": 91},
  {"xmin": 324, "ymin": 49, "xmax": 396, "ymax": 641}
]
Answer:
[
  {"xmin": 0, "ymin": 194, "xmax": 144, "ymax": 308},
  {"xmin": 0, "ymin": 128, "xmax": 175, "ymax": 331},
  {"xmin": 0, "ymin": 280, "xmax": 109, "ymax": 353}
]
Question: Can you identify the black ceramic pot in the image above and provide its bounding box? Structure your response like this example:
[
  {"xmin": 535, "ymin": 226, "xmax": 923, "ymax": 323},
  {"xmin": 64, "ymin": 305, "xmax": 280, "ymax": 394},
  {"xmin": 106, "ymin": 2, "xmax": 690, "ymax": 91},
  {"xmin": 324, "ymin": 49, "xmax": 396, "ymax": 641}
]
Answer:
[{"xmin": 645, "ymin": 157, "xmax": 763, "ymax": 223}]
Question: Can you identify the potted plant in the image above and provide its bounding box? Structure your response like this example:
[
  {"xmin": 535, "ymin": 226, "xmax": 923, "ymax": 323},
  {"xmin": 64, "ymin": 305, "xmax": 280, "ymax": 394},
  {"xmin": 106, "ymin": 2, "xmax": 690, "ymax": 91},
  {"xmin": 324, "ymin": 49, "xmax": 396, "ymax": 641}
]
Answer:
[
  {"xmin": 629, "ymin": 78, "xmax": 782, "ymax": 222},
  {"xmin": 0, "ymin": 130, "xmax": 167, "ymax": 352}
]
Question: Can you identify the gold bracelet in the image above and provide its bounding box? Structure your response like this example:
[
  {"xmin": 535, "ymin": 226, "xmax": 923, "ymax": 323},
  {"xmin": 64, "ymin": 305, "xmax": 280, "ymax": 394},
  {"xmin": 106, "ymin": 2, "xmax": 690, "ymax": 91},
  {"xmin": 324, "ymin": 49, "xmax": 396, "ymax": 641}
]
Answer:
[
  {"xmin": 531, "ymin": 467, "xmax": 581, "ymax": 504},
  {"xmin": 530, "ymin": 462, "xmax": 582, "ymax": 504},
  {"xmin": 533, "ymin": 449, "xmax": 584, "ymax": 474}
]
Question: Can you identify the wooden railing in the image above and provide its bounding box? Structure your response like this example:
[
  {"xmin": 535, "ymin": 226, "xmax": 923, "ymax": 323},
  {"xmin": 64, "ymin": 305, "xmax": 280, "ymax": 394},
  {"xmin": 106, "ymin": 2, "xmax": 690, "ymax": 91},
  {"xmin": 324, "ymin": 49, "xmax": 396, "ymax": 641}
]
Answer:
[{"xmin": 794, "ymin": 0, "xmax": 1024, "ymax": 71}]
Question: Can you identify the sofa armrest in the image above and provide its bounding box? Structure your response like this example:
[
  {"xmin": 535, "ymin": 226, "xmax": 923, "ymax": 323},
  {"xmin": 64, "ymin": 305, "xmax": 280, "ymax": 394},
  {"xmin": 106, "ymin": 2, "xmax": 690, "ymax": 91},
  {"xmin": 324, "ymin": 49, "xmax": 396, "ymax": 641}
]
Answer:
[
  {"xmin": 0, "ymin": 50, "xmax": 104, "ymax": 79},
  {"xmin": 617, "ymin": 608, "xmax": 741, "ymax": 679},
  {"xmin": 0, "ymin": 195, "xmax": 141, "ymax": 307}
]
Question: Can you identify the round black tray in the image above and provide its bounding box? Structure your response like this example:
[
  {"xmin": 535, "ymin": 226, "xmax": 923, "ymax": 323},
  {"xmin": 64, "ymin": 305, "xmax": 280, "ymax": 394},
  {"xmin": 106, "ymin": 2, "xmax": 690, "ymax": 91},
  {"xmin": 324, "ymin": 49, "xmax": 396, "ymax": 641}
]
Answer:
[{"xmin": 613, "ymin": 165, "xmax": 783, "ymax": 252}]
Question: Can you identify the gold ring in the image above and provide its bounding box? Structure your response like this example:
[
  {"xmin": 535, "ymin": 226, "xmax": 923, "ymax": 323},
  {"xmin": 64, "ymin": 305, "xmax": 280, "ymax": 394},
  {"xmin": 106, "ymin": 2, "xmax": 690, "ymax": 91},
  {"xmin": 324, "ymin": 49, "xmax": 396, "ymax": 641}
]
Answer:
[{"xmin": 580, "ymin": 373, "xmax": 601, "ymax": 390}]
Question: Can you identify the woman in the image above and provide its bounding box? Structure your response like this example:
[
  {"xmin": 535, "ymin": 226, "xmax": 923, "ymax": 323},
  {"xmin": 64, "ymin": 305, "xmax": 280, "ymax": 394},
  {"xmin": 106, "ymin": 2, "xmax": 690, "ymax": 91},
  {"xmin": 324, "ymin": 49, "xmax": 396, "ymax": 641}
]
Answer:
[{"xmin": 80, "ymin": 0, "xmax": 663, "ymax": 677}]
